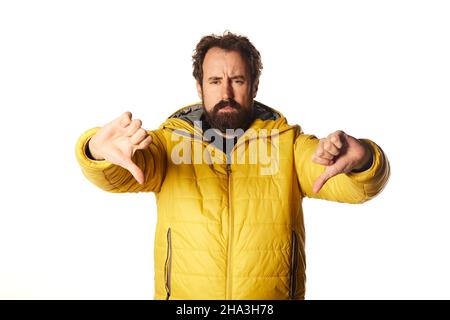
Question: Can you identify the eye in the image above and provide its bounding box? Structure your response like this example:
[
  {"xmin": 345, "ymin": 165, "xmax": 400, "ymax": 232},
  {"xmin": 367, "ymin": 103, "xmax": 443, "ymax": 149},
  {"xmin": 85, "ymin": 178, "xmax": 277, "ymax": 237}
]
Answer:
[{"xmin": 210, "ymin": 80, "xmax": 220, "ymax": 85}]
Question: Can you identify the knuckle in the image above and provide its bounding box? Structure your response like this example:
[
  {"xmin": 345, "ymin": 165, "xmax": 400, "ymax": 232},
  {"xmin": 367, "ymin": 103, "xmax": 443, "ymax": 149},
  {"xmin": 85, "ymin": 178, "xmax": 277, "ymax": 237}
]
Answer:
[
  {"xmin": 127, "ymin": 120, "xmax": 142, "ymax": 133},
  {"xmin": 313, "ymin": 155, "xmax": 322, "ymax": 163},
  {"xmin": 137, "ymin": 128, "xmax": 146, "ymax": 136},
  {"xmin": 337, "ymin": 130, "xmax": 346, "ymax": 138},
  {"xmin": 130, "ymin": 119, "xmax": 138, "ymax": 127},
  {"xmin": 122, "ymin": 111, "xmax": 132, "ymax": 119},
  {"xmin": 120, "ymin": 113, "xmax": 132, "ymax": 125},
  {"xmin": 142, "ymin": 138, "xmax": 152, "ymax": 147}
]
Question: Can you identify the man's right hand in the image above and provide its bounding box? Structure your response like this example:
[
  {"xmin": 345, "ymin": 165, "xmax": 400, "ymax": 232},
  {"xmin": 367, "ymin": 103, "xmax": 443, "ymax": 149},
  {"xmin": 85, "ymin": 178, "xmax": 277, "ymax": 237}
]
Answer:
[{"xmin": 88, "ymin": 112, "xmax": 152, "ymax": 184}]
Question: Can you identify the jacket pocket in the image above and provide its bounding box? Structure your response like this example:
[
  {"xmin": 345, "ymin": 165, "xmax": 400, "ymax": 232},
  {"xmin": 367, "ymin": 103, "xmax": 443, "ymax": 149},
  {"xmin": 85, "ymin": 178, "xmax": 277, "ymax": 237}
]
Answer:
[
  {"xmin": 164, "ymin": 228, "xmax": 172, "ymax": 300},
  {"xmin": 289, "ymin": 230, "xmax": 299, "ymax": 299}
]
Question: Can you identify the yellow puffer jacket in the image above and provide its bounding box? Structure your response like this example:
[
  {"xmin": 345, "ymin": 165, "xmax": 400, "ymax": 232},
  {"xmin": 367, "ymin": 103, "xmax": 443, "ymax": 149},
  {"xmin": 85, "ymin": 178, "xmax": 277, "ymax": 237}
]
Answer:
[{"xmin": 75, "ymin": 101, "xmax": 390, "ymax": 300}]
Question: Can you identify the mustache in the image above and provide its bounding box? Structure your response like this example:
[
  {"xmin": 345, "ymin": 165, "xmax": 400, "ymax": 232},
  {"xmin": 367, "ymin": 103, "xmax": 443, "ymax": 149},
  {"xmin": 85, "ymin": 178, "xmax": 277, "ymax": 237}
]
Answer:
[{"xmin": 213, "ymin": 99, "xmax": 242, "ymax": 113}]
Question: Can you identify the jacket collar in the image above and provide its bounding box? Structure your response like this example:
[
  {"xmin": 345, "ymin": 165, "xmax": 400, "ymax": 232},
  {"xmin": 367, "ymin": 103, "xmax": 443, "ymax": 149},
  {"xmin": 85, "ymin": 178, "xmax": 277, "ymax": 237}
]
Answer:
[{"xmin": 162, "ymin": 100, "xmax": 295, "ymax": 135}]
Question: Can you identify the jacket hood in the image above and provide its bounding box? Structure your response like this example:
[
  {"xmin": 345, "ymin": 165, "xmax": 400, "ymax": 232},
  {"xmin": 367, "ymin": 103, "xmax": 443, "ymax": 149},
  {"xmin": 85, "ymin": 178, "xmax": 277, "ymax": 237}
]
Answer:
[{"xmin": 159, "ymin": 100, "xmax": 299, "ymax": 138}]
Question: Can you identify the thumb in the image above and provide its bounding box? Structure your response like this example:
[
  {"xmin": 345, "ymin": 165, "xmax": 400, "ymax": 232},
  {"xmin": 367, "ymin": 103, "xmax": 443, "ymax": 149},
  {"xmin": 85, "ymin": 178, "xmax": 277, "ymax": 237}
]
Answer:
[
  {"xmin": 312, "ymin": 166, "xmax": 339, "ymax": 194},
  {"xmin": 121, "ymin": 158, "xmax": 145, "ymax": 184}
]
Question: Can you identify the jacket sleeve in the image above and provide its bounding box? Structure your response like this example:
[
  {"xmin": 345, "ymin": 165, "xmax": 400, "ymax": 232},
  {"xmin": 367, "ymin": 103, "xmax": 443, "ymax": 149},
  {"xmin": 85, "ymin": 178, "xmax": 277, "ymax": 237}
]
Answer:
[
  {"xmin": 294, "ymin": 133, "xmax": 390, "ymax": 203},
  {"xmin": 75, "ymin": 127, "xmax": 167, "ymax": 193}
]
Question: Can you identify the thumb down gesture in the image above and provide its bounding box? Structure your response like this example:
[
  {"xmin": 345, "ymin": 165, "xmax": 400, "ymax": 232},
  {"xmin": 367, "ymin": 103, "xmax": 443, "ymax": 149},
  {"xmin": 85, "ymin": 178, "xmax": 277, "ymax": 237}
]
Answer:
[
  {"xmin": 312, "ymin": 130, "xmax": 372, "ymax": 193},
  {"xmin": 88, "ymin": 112, "xmax": 153, "ymax": 184}
]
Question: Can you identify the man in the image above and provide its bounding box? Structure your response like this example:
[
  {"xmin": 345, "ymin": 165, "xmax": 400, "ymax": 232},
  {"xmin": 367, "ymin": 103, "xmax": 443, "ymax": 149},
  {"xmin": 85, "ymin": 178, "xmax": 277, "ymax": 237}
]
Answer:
[{"xmin": 75, "ymin": 32, "xmax": 390, "ymax": 300}]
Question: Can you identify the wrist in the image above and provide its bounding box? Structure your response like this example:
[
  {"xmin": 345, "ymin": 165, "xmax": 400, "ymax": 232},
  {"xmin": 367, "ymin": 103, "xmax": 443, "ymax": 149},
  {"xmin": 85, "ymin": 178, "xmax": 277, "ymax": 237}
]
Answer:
[
  {"xmin": 351, "ymin": 140, "xmax": 373, "ymax": 173},
  {"xmin": 86, "ymin": 138, "xmax": 105, "ymax": 161}
]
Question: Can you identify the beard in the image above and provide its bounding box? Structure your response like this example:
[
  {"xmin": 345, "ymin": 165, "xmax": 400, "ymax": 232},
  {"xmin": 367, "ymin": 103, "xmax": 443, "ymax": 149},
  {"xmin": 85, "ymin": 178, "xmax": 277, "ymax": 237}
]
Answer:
[{"xmin": 203, "ymin": 98, "xmax": 254, "ymax": 132}]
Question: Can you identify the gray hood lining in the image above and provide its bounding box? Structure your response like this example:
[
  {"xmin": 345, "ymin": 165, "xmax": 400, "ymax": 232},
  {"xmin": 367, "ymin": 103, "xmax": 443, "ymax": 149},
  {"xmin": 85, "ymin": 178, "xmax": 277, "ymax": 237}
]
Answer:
[{"xmin": 169, "ymin": 101, "xmax": 281, "ymax": 125}]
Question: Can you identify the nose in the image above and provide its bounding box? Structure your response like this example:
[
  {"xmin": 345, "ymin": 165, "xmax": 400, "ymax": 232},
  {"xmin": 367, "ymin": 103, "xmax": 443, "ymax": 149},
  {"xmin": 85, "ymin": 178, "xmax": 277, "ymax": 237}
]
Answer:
[{"xmin": 221, "ymin": 79, "xmax": 234, "ymax": 100}]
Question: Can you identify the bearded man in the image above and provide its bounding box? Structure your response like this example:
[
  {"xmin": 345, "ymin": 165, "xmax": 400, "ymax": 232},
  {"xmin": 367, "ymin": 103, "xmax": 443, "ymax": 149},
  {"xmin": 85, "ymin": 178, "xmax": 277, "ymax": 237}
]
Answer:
[{"xmin": 75, "ymin": 31, "xmax": 390, "ymax": 300}]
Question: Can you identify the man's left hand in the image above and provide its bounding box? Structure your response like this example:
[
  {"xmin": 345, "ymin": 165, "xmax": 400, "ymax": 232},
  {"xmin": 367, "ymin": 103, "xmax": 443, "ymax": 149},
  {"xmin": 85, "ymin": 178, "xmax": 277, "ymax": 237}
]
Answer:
[{"xmin": 311, "ymin": 130, "xmax": 372, "ymax": 193}]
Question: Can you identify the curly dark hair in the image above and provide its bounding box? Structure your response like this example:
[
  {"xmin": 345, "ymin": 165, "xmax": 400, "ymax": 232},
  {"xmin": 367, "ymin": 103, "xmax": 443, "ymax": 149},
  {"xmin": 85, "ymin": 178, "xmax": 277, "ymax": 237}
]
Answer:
[{"xmin": 192, "ymin": 31, "xmax": 263, "ymax": 86}]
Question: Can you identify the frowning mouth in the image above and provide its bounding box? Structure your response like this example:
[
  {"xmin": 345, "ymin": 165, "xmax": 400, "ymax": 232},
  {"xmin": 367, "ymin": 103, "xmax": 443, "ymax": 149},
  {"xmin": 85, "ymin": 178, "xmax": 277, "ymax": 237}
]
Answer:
[{"xmin": 219, "ymin": 105, "xmax": 237, "ymax": 112}]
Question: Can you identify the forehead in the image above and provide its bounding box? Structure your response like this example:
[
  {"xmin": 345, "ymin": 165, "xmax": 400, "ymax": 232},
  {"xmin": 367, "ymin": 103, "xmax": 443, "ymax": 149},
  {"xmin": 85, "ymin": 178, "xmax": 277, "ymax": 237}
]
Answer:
[{"xmin": 202, "ymin": 47, "xmax": 248, "ymax": 75}]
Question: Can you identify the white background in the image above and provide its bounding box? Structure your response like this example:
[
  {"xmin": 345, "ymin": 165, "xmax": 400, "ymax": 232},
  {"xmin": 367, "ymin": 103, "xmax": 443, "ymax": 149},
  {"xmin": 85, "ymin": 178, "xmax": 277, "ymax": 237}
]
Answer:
[{"xmin": 0, "ymin": 0, "xmax": 449, "ymax": 299}]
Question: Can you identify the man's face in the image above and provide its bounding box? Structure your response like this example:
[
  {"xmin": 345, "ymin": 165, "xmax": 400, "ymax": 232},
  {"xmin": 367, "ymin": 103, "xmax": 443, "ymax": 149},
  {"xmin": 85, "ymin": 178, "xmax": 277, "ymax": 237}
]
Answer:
[{"xmin": 196, "ymin": 47, "xmax": 258, "ymax": 132}]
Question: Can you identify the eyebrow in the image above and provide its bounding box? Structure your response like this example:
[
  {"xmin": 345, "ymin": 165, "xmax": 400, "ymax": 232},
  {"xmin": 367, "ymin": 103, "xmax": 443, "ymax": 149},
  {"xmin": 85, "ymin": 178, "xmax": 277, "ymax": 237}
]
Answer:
[{"xmin": 207, "ymin": 75, "xmax": 246, "ymax": 81}]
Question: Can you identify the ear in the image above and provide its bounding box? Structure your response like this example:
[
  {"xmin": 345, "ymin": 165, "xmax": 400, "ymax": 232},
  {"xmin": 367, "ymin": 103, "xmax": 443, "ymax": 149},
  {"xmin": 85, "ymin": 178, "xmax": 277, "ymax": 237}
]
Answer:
[
  {"xmin": 196, "ymin": 81, "xmax": 203, "ymax": 100},
  {"xmin": 252, "ymin": 79, "xmax": 259, "ymax": 98}
]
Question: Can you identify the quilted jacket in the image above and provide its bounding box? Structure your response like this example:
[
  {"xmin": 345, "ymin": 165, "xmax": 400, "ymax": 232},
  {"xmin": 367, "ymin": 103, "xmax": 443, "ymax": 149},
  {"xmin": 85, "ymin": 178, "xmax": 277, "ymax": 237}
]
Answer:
[{"xmin": 75, "ymin": 101, "xmax": 390, "ymax": 299}]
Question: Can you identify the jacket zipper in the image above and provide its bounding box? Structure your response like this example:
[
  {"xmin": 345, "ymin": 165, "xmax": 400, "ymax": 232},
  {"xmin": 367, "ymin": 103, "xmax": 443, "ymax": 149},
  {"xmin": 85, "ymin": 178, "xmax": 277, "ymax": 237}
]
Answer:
[
  {"xmin": 170, "ymin": 126, "xmax": 238, "ymax": 299},
  {"xmin": 290, "ymin": 230, "xmax": 299, "ymax": 299},
  {"xmin": 164, "ymin": 228, "xmax": 172, "ymax": 300},
  {"xmin": 226, "ymin": 163, "xmax": 233, "ymax": 300}
]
